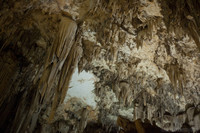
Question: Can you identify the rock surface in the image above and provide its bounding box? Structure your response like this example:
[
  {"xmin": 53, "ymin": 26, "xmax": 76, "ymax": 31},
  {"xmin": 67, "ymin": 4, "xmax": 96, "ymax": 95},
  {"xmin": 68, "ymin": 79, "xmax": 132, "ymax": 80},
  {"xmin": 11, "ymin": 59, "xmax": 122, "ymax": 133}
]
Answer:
[{"xmin": 0, "ymin": 0, "xmax": 200, "ymax": 133}]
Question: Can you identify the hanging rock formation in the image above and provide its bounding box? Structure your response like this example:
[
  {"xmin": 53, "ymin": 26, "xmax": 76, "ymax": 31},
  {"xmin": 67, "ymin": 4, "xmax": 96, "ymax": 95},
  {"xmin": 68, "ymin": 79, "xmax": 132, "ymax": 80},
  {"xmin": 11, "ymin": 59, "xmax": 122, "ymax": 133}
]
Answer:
[{"xmin": 0, "ymin": 0, "xmax": 200, "ymax": 133}]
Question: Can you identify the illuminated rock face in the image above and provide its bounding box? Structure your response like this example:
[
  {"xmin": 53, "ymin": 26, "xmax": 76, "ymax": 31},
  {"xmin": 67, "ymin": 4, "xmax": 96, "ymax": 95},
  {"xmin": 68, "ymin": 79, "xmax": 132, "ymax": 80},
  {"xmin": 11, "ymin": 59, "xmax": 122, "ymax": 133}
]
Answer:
[{"xmin": 0, "ymin": 0, "xmax": 200, "ymax": 133}]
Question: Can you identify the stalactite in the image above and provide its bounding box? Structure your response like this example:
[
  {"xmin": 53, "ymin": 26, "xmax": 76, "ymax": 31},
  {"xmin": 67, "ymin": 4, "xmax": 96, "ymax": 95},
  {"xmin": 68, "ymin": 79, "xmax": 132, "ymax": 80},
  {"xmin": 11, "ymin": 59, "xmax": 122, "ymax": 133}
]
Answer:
[
  {"xmin": 38, "ymin": 64, "xmax": 52, "ymax": 101},
  {"xmin": 59, "ymin": 45, "xmax": 82, "ymax": 104},
  {"xmin": 187, "ymin": 21, "xmax": 200, "ymax": 51},
  {"xmin": 136, "ymin": 19, "xmax": 157, "ymax": 49},
  {"xmin": 44, "ymin": 17, "xmax": 83, "ymax": 123},
  {"xmin": 0, "ymin": 0, "xmax": 200, "ymax": 132},
  {"xmin": 160, "ymin": 0, "xmax": 200, "ymax": 51},
  {"xmin": 166, "ymin": 63, "xmax": 185, "ymax": 94}
]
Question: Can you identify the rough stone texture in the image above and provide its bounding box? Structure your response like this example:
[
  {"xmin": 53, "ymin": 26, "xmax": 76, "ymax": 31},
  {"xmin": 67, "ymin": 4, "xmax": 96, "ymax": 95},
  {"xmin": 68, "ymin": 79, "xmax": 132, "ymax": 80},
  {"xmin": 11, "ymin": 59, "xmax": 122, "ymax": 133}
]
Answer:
[{"xmin": 0, "ymin": 0, "xmax": 200, "ymax": 133}]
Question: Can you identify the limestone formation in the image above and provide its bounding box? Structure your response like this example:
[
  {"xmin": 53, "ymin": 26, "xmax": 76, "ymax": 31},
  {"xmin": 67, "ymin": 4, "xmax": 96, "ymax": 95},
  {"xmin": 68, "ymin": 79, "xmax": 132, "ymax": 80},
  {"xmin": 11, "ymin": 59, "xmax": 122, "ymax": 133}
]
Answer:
[{"xmin": 0, "ymin": 0, "xmax": 200, "ymax": 133}]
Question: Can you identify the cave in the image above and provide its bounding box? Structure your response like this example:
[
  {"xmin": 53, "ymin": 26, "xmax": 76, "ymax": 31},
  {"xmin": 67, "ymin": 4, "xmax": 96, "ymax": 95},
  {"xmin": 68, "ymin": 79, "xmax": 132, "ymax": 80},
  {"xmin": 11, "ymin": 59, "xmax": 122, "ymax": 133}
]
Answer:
[{"xmin": 0, "ymin": 0, "xmax": 200, "ymax": 133}]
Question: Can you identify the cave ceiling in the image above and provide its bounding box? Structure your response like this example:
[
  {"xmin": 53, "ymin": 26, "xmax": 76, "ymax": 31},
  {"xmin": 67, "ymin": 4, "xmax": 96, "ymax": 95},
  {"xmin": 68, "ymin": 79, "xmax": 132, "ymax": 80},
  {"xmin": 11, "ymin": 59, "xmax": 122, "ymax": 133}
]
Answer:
[{"xmin": 0, "ymin": 0, "xmax": 200, "ymax": 133}]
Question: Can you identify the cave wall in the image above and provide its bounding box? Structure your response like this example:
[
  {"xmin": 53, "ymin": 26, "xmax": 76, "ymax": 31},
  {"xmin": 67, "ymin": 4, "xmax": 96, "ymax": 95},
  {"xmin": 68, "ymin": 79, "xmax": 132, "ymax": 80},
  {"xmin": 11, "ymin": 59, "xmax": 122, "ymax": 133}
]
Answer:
[{"xmin": 0, "ymin": 0, "xmax": 200, "ymax": 133}]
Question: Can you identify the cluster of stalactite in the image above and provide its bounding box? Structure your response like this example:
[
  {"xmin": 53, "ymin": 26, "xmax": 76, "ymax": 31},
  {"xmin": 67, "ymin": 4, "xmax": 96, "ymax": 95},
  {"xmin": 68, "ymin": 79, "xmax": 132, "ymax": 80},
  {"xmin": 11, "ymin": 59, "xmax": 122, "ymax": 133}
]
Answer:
[
  {"xmin": 0, "ymin": 1, "xmax": 83, "ymax": 131},
  {"xmin": 90, "ymin": 64, "xmax": 200, "ymax": 132},
  {"xmin": 117, "ymin": 116, "xmax": 167, "ymax": 133},
  {"xmin": 0, "ymin": 0, "xmax": 200, "ymax": 132},
  {"xmin": 159, "ymin": 0, "xmax": 200, "ymax": 51},
  {"xmin": 39, "ymin": 17, "xmax": 82, "ymax": 123},
  {"xmin": 165, "ymin": 63, "xmax": 186, "ymax": 94},
  {"xmin": 116, "ymin": 115, "xmax": 199, "ymax": 133}
]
